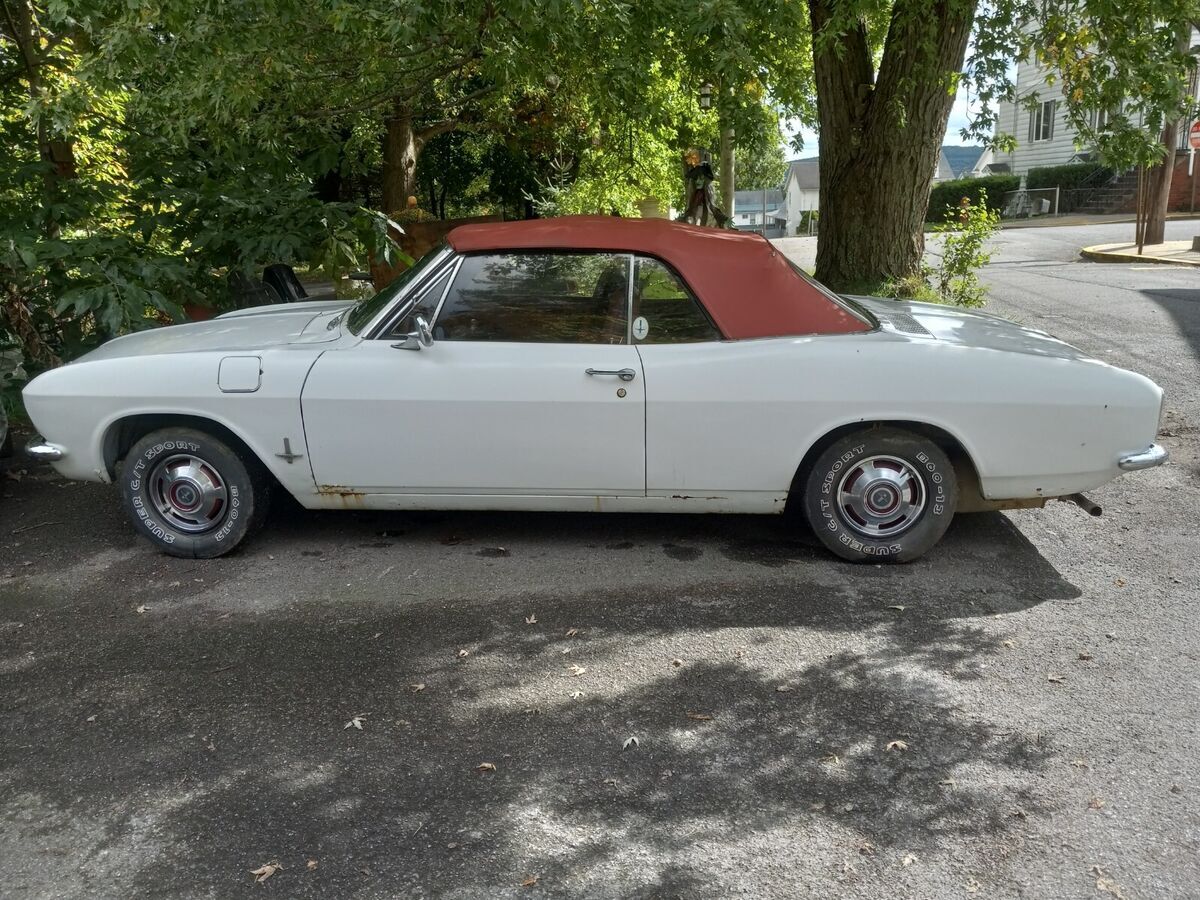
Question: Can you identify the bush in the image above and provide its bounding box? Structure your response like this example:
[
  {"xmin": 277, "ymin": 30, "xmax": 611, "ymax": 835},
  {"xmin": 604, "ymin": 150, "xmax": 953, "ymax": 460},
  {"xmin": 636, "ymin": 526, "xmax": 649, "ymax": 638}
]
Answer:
[
  {"xmin": 1026, "ymin": 162, "xmax": 1111, "ymax": 192},
  {"xmin": 927, "ymin": 175, "xmax": 1020, "ymax": 223},
  {"xmin": 886, "ymin": 198, "xmax": 1000, "ymax": 308}
]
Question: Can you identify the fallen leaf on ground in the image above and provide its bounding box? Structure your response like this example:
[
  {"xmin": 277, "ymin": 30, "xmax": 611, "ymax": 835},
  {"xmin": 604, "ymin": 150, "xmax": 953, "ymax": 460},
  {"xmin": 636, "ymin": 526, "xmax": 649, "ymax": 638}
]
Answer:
[
  {"xmin": 1114, "ymin": 578, "xmax": 1126, "ymax": 587},
  {"xmin": 306, "ymin": 859, "xmax": 318, "ymax": 871},
  {"xmin": 344, "ymin": 715, "xmax": 365, "ymax": 730},
  {"xmin": 521, "ymin": 875, "xmax": 539, "ymax": 887},
  {"xmin": 570, "ymin": 691, "xmax": 584, "ymax": 699},
  {"xmin": 886, "ymin": 740, "xmax": 909, "ymax": 752},
  {"xmin": 1047, "ymin": 673, "xmax": 1065, "ymax": 684},
  {"xmin": 622, "ymin": 736, "xmax": 639, "ymax": 750},
  {"xmin": 565, "ymin": 628, "xmax": 579, "ymax": 637},
  {"xmin": 410, "ymin": 683, "xmax": 426, "ymax": 692},
  {"xmin": 1002, "ymin": 639, "xmax": 1016, "ymax": 648},
  {"xmin": 1092, "ymin": 866, "xmax": 1125, "ymax": 898},
  {"xmin": 525, "ymin": 614, "xmax": 537, "ymax": 625},
  {"xmin": 250, "ymin": 862, "xmax": 281, "ymax": 883},
  {"xmin": 457, "ymin": 649, "xmax": 470, "ymax": 659},
  {"xmin": 939, "ymin": 777, "xmax": 957, "ymax": 787},
  {"xmin": 567, "ymin": 665, "xmax": 587, "ymax": 677},
  {"xmin": 775, "ymin": 685, "xmax": 793, "ymax": 693},
  {"xmin": 135, "ymin": 605, "xmax": 148, "ymax": 614},
  {"xmin": 686, "ymin": 711, "xmax": 713, "ymax": 721},
  {"xmin": 966, "ymin": 876, "xmax": 980, "ymax": 892},
  {"xmin": 902, "ymin": 853, "xmax": 917, "ymax": 867},
  {"xmin": 671, "ymin": 658, "xmax": 683, "ymax": 667},
  {"xmin": 887, "ymin": 605, "xmax": 907, "ymax": 612},
  {"xmin": 1077, "ymin": 651, "xmax": 1094, "ymax": 661},
  {"xmin": 1071, "ymin": 758, "xmax": 1089, "ymax": 769},
  {"xmin": 1089, "ymin": 796, "xmax": 1106, "ymax": 810},
  {"xmin": 86, "ymin": 715, "xmax": 97, "ymax": 723},
  {"xmin": 371, "ymin": 632, "xmax": 382, "ymax": 640},
  {"xmin": 476, "ymin": 761, "xmax": 497, "ymax": 773},
  {"xmin": 857, "ymin": 840, "xmax": 875, "ymax": 855},
  {"xmin": 821, "ymin": 754, "xmax": 841, "ymax": 765}
]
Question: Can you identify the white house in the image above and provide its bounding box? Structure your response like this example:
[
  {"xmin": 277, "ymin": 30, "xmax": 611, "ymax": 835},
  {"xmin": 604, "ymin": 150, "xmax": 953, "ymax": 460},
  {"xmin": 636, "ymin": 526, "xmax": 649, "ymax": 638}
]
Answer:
[
  {"xmin": 780, "ymin": 157, "xmax": 820, "ymax": 234},
  {"xmin": 993, "ymin": 26, "xmax": 1200, "ymax": 177}
]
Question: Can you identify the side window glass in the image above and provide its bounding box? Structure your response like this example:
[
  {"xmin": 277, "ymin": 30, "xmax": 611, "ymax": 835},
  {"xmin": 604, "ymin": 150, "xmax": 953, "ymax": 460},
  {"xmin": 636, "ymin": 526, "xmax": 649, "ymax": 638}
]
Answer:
[
  {"xmin": 386, "ymin": 267, "xmax": 452, "ymax": 339},
  {"xmin": 433, "ymin": 253, "xmax": 630, "ymax": 344},
  {"xmin": 632, "ymin": 257, "xmax": 720, "ymax": 344}
]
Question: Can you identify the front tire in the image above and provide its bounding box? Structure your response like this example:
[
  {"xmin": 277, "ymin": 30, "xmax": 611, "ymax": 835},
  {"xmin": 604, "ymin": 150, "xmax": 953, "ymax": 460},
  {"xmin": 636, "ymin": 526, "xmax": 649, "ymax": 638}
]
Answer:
[
  {"xmin": 120, "ymin": 427, "xmax": 270, "ymax": 558},
  {"xmin": 803, "ymin": 427, "xmax": 958, "ymax": 563}
]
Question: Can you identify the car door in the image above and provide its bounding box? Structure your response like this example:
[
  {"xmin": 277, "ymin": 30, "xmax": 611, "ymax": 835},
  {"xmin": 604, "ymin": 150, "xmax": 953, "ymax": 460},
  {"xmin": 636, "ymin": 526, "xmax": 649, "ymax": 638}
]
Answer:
[{"xmin": 301, "ymin": 251, "xmax": 646, "ymax": 497}]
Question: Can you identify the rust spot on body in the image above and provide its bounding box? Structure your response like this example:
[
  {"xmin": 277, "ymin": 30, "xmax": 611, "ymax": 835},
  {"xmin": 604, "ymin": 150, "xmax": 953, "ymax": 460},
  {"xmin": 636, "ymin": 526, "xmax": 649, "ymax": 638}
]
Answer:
[{"xmin": 318, "ymin": 484, "xmax": 366, "ymax": 500}]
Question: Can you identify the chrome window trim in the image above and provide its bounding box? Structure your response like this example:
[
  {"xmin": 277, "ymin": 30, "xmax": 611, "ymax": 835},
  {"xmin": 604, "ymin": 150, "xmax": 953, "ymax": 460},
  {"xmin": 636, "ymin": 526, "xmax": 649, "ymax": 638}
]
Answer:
[{"xmin": 362, "ymin": 245, "xmax": 456, "ymax": 339}]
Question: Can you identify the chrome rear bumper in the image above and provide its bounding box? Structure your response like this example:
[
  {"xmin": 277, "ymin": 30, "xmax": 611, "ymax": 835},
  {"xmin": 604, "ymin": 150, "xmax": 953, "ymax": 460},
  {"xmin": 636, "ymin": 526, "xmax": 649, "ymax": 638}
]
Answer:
[
  {"xmin": 1118, "ymin": 443, "xmax": 1168, "ymax": 472},
  {"xmin": 25, "ymin": 437, "xmax": 66, "ymax": 463}
]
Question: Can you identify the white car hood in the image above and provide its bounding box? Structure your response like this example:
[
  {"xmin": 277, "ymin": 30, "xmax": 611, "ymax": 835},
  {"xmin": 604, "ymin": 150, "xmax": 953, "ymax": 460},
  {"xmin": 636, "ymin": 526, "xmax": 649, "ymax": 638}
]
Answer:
[
  {"xmin": 77, "ymin": 304, "xmax": 350, "ymax": 363},
  {"xmin": 851, "ymin": 296, "xmax": 1094, "ymax": 362}
]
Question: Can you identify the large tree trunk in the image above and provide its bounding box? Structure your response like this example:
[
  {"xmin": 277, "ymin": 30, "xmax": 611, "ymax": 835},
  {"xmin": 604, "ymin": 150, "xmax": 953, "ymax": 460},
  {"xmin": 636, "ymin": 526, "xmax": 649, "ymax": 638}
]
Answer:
[
  {"xmin": 382, "ymin": 102, "xmax": 420, "ymax": 214},
  {"xmin": 808, "ymin": 0, "xmax": 976, "ymax": 290}
]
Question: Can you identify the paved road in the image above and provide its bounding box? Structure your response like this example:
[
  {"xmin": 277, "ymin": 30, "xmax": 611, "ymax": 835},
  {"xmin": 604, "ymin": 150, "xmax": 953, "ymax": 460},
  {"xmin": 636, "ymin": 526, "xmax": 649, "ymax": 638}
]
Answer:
[{"xmin": 2, "ymin": 224, "xmax": 1198, "ymax": 899}]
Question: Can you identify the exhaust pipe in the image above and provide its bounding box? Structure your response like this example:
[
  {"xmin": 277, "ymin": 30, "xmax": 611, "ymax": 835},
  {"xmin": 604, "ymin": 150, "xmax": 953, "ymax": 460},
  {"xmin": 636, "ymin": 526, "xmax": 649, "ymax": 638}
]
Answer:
[{"xmin": 1064, "ymin": 493, "xmax": 1102, "ymax": 517}]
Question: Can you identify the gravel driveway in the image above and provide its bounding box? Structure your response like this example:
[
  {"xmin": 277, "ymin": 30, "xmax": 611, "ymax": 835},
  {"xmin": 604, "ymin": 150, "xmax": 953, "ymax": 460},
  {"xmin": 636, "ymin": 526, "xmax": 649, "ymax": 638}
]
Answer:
[{"xmin": 2, "ymin": 222, "xmax": 1197, "ymax": 899}]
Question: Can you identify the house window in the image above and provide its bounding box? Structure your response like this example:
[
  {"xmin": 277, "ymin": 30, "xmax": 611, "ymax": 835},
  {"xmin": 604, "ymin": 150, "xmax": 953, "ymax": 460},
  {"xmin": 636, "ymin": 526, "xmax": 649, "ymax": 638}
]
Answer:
[
  {"xmin": 1029, "ymin": 99, "xmax": 1056, "ymax": 142},
  {"xmin": 1088, "ymin": 107, "xmax": 1110, "ymax": 131}
]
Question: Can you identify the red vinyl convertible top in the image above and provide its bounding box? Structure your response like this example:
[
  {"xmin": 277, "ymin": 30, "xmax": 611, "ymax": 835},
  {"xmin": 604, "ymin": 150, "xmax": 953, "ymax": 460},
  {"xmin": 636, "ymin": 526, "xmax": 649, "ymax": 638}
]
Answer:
[{"xmin": 445, "ymin": 216, "xmax": 869, "ymax": 340}]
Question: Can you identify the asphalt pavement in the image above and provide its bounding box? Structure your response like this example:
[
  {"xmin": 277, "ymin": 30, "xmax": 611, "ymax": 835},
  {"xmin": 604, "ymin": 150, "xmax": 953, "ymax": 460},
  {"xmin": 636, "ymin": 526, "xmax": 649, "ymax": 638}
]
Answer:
[{"xmin": 2, "ymin": 221, "xmax": 1198, "ymax": 899}]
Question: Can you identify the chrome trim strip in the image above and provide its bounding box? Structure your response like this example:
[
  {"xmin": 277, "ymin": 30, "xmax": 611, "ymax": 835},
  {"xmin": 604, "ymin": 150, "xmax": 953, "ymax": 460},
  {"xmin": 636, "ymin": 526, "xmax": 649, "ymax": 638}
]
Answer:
[
  {"xmin": 1118, "ymin": 443, "xmax": 1168, "ymax": 471},
  {"xmin": 25, "ymin": 437, "xmax": 65, "ymax": 462}
]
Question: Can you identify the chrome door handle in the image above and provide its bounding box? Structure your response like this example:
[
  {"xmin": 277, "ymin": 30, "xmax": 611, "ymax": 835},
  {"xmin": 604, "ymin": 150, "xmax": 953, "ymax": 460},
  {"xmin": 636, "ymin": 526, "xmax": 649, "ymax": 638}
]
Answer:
[{"xmin": 586, "ymin": 367, "xmax": 636, "ymax": 382}]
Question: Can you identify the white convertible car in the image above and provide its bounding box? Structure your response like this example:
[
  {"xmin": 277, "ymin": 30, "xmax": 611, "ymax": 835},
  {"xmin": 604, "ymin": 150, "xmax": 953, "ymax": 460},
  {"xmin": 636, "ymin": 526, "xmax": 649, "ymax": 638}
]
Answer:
[{"xmin": 23, "ymin": 216, "xmax": 1166, "ymax": 561}]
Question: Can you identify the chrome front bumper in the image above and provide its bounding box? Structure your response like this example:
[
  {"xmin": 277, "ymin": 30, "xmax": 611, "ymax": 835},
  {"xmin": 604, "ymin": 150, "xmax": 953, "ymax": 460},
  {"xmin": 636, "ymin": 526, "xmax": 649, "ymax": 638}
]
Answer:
[
  {"xmin": 25, "ymin": 436, "xmax": 66, "ymax": 463},
  {"xmin": 1118, "ymin": 443, "xmax": 1168, "ymax": 472}
]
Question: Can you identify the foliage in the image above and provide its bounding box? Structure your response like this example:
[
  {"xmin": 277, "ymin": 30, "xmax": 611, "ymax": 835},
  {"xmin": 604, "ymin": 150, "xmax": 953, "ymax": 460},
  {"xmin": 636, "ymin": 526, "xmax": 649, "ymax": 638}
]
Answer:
[
  {"xmin": 920, "ymin": 200, "xmax": 1002, "ymax": 308},
  {"xmin": 1026, "ymin": 162, "xmax": 1113, "ymax": 192},
  {"xmin": 927, "ymin": 175, "xmax": 1021, "ymax": 223},
  {"xmin": 733, "ymin": 108, "xmax": 789, "ymax": 191}
]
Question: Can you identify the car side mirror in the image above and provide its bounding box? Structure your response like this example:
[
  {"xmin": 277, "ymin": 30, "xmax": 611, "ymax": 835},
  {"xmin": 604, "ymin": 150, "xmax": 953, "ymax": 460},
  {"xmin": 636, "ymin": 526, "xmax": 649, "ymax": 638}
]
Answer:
[{"xmin": 392, "ymin": 315, "xmax": 434, "ymax": 351}]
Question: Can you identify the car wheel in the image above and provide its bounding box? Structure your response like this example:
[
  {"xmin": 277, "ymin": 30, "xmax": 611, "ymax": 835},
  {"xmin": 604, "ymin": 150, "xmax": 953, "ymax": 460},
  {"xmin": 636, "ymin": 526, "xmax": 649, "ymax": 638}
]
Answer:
[
  {"xmin": 803, "ymin": 427, "xmax": 958, "ymax": 563},
  {"xmin": 120, "ymin": 427, "xmax": 271, "ymax": 558}
]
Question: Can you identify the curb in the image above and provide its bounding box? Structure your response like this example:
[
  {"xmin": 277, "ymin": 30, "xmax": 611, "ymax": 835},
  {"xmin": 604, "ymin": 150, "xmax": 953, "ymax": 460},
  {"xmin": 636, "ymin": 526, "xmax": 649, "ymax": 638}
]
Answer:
[{"xmin": 1080, "ymin": 246, "xmax": 1200, "ymax": 267}]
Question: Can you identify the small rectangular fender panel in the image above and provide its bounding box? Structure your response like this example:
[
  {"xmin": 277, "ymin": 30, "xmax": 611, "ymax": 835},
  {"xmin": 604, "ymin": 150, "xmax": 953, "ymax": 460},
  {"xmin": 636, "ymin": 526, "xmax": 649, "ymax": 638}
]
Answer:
[{"xmin": 218, "ymin": 355, "xmax": 263, "ymax": 393}]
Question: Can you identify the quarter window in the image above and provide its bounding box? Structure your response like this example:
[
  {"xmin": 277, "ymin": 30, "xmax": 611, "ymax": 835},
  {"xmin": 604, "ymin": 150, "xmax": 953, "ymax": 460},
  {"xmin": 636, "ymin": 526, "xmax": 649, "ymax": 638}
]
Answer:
[
  {"xmin": 386, "ymin": 267, "xmax": 452, "ymax": 339},
  {"xmin": 433, "ymin": 252, "xmax": 631, "ymax": 344},
  {"xmin": 631, "ymin": 257, "xmax": 720, "ymax": 344}
]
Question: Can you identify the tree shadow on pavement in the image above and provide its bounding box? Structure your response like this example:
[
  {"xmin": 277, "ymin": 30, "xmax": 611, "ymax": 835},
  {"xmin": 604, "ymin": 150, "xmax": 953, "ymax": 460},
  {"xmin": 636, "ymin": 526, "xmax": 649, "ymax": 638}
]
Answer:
[{"xmin": 0, "ymin": 509, "xmax": 1078, "ymax": 898}]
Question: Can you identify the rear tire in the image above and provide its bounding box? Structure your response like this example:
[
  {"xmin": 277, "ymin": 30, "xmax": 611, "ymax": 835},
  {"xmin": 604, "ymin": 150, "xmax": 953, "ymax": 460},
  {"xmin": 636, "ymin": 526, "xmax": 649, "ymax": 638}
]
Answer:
[
  {"xmin": 120, "ymin": 427, "xmax": 271, "ymax": 558},
  {"xmin": 803, "ymin": 427, "xmax": 957, "ymax": 563}
]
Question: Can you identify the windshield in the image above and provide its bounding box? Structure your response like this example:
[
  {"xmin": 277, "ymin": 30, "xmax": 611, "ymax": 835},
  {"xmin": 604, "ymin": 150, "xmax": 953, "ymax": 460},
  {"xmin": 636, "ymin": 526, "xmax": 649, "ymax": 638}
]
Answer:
[{"xmin": 346, "ymin": 242, "xmax": 449, "ymax": 335}]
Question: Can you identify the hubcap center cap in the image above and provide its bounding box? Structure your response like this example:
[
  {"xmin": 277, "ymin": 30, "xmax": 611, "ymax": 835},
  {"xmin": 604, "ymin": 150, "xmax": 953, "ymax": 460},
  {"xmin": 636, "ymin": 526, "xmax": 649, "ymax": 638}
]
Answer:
[
  {"xmin": 865, "ymin": 482, "xmax": 900, "ymax": 515},
  {"xmin": 169, "ymin": 481, "xmax": 202, "ymax": 512}
]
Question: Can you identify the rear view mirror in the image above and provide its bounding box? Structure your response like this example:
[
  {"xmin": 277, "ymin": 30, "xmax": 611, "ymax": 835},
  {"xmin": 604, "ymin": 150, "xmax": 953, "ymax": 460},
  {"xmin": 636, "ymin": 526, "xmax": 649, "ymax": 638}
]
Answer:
[{"xmin": 392, "ymin": 315, "xmax": 435, "ymax": 351}]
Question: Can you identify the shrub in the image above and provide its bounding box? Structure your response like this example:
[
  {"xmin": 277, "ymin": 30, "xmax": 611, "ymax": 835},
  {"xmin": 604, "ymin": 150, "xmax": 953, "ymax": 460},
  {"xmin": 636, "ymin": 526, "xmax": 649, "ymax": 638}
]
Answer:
[
  {"xmin": 886, "ymin": 198, "xmax": 1000, "ymax": 308},
  {"xmin": 927, "ymin": 175, "xmax": 1020, "ymax": 223},
  {"xmin": 1026, "ymin": 162, "xmax": 1111, "ymax": 192}
]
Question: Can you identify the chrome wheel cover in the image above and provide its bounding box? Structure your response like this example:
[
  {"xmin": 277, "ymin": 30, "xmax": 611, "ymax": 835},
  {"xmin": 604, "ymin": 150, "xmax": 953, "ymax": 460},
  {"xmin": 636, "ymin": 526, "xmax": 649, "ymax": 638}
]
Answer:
[
  {"xmin": 148, "ymin": 453, "xmax": 229, "ymax": 534},
  {"xmin": 836, "ymin": 455, "xmax": 926, "ymax": 538}
]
